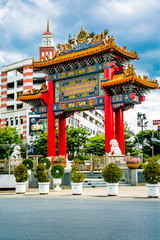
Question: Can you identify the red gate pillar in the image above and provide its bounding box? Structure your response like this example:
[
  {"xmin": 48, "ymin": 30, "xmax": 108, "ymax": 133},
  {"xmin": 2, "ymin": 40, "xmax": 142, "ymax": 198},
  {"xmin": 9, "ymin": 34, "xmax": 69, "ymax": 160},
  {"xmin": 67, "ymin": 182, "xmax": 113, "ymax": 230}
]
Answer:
[
  {"xmin": 47, "ymin": 81, "xmax": 56, "ymax": 157},
  {"xmin": 104, "ymin": 67, "xmax": 114, "ymax": 153},
  {"xmin": 58, "ymin": 114, "xmax": 67, "ymax": 157},
  {"xmin": 115, "ymin": 107, "xmax": 125, "ymax": 155}
]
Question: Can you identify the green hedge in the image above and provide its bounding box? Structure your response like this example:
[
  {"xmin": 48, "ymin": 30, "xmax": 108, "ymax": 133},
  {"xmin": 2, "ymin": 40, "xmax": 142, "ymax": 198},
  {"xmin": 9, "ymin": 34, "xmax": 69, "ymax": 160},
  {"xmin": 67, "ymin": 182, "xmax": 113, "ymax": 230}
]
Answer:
[
  {"xmin": 51, "ymin": 164, "xmax": 65, "ymax": 179},
  {"xmin": 143, "ymin": 160, "xmax": 160, "ymax": 184},
  {"xmin": 39, "ymin": 158, "xmax": 51, "ymax": 169},
  {"xmin": 22, "ymin": 158, "xmax": 34, "ymax": 170}
]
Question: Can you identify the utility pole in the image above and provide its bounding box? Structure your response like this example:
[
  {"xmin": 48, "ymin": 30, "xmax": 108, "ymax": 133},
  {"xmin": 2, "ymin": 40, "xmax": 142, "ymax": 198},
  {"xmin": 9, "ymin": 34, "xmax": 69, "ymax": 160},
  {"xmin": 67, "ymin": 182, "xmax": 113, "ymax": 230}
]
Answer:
[
  {"xmin": 137, "ymin": 112, "xmax": 148, "ymax": 163},
  {"xmin": 152, "ymin": 130, "xmax": 154, "ymax": 157}
]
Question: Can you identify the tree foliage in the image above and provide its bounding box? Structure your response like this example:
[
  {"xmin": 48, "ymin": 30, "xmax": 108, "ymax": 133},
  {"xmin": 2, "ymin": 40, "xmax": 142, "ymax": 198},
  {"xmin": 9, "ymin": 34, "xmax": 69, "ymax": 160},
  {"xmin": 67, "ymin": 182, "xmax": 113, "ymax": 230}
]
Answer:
[
  {"xmin": 124, "ymin": 122, "xmax": 136, "ymax": 155},
  {"xmin": 33, "ymin": 126, "xmax": 90, "ymax": 157},
  {"xmin": 85, "ymin": 134, "xmax": 105, "ymax": 156},
  {"xmin": 33, "ymin": 122, "xmax": 140, "ymax": 157},
  {"xmin": 67, "ymin": 126, "xmax": 90, "ymax": 156},
  {"xmin": 0, "ymin": 126, "xmax": 23, "ymax": 159},
  {"xmin": 33, "ymin": 132, "xmax": 48, "ymax": 157},
  {"xmin": 135, "ymin": 129, "xmax": 159, "ymax": 157}
]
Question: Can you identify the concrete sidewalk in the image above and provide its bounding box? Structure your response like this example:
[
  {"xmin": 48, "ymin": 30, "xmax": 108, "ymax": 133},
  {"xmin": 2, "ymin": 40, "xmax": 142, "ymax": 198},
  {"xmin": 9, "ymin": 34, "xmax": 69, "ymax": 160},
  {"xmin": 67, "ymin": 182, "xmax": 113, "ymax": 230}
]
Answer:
[{"xmin": 0, "ymin": 186, "xmax": 159, "ymax": 200}]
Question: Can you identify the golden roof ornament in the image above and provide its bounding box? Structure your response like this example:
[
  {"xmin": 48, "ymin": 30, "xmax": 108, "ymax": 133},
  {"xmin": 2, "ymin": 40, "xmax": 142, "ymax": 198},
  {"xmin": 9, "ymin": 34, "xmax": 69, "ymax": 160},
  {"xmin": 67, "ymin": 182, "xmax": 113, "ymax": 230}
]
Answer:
[{"xmin": 76, "ymin": 26, "xmax": 90, "ymax": 44}]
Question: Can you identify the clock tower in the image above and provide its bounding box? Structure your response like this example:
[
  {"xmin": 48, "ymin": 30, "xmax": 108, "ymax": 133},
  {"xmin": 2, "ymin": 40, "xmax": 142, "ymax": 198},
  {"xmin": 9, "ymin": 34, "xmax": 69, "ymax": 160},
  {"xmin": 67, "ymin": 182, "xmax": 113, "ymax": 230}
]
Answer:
[{"xmin": 39, "ymin": 20, "xmax": 55, "ymax": 61}]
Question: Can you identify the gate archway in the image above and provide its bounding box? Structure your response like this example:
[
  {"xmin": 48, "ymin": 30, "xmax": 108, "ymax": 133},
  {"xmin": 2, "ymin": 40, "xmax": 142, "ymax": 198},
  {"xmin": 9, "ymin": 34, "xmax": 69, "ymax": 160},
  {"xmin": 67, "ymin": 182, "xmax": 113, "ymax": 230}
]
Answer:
[{"xmin": 18, "ymin": 27, "xmax": 158, "ymax": 164}]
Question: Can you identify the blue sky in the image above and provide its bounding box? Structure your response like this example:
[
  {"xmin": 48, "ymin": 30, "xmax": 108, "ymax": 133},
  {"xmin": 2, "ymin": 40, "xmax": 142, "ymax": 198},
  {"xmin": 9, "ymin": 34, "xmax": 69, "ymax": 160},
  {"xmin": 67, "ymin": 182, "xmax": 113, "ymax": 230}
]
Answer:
[{"xmin": 0, "ymin": 0, "xmax": 160, "ymax": 134}]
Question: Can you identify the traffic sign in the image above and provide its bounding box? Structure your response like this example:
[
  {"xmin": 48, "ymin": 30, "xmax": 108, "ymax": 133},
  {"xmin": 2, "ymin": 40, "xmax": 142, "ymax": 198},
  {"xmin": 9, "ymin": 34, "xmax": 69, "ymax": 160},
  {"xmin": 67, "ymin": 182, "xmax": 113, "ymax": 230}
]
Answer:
[{"xmin": 153, "ymin": 120, "xmax": 160, "ymax": 125}]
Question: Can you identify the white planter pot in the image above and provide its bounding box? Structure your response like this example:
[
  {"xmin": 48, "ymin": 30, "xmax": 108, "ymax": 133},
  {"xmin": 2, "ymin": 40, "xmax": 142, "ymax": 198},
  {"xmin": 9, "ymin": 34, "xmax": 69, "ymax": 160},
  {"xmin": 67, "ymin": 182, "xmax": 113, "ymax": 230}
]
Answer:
[
  {"xmin": 146, "ymin": 184, "xmax": 159, "ymax": 198},
  {"xmin": 107, "ymin": 183, "xmax": 119, "ymax": 196},
  {"xmin": 16, "ymin": 182, "xmax": 26, "ymax": 194},
  {"xmin": 71, "ymin": 182, "xmax": 83, "ymax": 195},
  {"xmin": 53, "ymin": 178, "xmax": 62, "ymax": 192},
  {"xmin": 28, "ymin": 169, "xmax": 31, "ymax": 175},
  {"xmin": 38, "ymin": 182, "xmax": 50, "ymax": 194}
]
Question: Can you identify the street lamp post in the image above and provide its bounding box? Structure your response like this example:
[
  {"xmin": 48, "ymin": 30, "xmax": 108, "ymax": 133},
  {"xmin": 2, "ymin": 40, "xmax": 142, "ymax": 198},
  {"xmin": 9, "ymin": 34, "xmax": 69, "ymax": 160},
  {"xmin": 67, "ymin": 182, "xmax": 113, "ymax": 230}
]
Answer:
[
  {"xmin": 137, "ymin": 112, "xmax": 148, "ymax": 163},
  {"xmin": 135, "ymin": 136, "xmax": 140, "ymax": 158}
]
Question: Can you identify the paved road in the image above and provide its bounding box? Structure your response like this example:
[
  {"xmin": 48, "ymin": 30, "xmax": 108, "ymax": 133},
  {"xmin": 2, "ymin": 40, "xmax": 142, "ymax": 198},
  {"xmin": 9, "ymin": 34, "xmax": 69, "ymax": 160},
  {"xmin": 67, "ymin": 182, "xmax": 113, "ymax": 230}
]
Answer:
[{"xmin": 0, "ymin": 197, "xmax": 159, "ymax": 240}]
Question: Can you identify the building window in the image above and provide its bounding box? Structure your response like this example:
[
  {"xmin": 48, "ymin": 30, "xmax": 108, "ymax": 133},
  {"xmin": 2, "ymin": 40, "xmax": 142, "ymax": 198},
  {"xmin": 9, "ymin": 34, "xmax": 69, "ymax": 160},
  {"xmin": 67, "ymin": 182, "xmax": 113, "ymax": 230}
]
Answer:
[
  {"xmin": 7, "ymin": 105, "xmax": 14, "ymax": 111},
  {"xmin": 42, "ymin": 52, "xmax": 44, "ymax": 57},
  {"xmin": 15, "ymin": 118, "xmax": 18, "ymax": 125},
  {"xmin": 17, "ymin": 104, "xmax": 23, "ymax": 109},
  {"xmin": 93, "ymin": 130, "xmax": 95, "ymax": 135},
  {"xmin": 6, "ymin": 119, "xmax": 9, "ymax": 126},
  {"xmin": 11, "ymin": 119, "xmax": 13, "ymax": 126},
  {"xmin": 20, "ymin": 117, "xmax": 23, "ymax": 124}
]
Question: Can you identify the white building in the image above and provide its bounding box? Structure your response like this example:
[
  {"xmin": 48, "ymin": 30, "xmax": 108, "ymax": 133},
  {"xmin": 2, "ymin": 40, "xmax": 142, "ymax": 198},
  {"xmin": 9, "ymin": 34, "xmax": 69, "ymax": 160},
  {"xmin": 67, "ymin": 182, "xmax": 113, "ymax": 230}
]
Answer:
[{"xmin": 0, "ymin": 23, "xmax": 104, "ymax": 151}]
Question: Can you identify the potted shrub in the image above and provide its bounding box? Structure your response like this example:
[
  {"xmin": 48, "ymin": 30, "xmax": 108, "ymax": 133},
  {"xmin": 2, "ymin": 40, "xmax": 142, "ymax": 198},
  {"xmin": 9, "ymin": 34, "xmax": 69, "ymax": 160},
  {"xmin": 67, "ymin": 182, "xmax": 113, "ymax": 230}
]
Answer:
[
  {"xmin": 143, "ymin": 160, "xmax": 160, "ymax": 198},
  {"xmin": 14, "ymin": 163, "xmax": 29, "ymax": 194},
  {"xmin": 34, "ymin": 163, "xmax": 50, "ymax": 194},
  {"xmin": 51, "ymin": 164, "xmax": 65, "ymax": 191},
  {"xmin": 102, "ymin": 163, "xmax": 123, "ymax": 196},
  {"xmin": 22, "ymin": 158, "xmax": 34, "ymax": 175},
  {"xmin": 70, "ymin": 165, "xmax": 86, "ymax": 195},
  {"xmin": 39, "ymin": 157, "xmax": 51, "ymax": 170}
]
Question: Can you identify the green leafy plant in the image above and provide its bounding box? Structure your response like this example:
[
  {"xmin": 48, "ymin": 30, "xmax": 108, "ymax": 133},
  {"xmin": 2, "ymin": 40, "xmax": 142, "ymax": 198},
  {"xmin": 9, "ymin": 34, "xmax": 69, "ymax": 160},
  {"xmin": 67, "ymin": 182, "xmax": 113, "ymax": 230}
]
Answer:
[
  {"xmin": 78, "ymin": 159, "xmax": 85, "ymax": 164},
  {"xmin": 73, "ymin": 158, "xmax": 80, "ymax": 164},
  {"xmin": 146, "ymin": 155, "xmax": 160, "ymax": 162},
  {"xmin": 22, "ymin": 158, "xmax": 34, "ymax": 170},
  {"xmin": 143, "ymin": 160, "xmax": 160, "ymax": 184},
  {"xmin": 102, "ymin": 163, "xmax": 123, "ymax": 183},
  {"xmin": 14, "ymin": 163, "xmax": 29, "ymax": 182},
  {"xmin": 39, "ymin": 158, "xmax": 51, "ymax": 169},
  {"xmin": 70, "ymin": 165, "xmax": 86, "ymax": 183},
  {"xmin": 34, "ymin": 163, "xmax": 50, "ymax": 182},
  {"xmin": 51, "ymin": 156, "xmax": 66, "ymax": 163},
  {"xmin": 51, "ymin": 164, "xmax": 65, "ymax": 179},
  {"xmin": 138, "ymin": 163, "xmax": 146, "ymax": 169}
]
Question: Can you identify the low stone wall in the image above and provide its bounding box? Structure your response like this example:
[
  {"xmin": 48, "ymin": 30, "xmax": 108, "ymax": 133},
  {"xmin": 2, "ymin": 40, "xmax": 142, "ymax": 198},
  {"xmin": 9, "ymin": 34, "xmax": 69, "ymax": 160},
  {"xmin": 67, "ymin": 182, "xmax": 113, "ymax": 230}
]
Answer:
[
  {"xmin": 0, "ymin": 169, "xmax": 145, "ymax": 189},
  {"xmin": 121, "ymin": 168, "xmax": 145, "ymax": 186},
  {"xmin": 27, "ymin": 171, "xmax": 71, "ymax": 189},
  {"xmin": 0, "ymin": 174, "xmax": 16, "ymax": 188}
]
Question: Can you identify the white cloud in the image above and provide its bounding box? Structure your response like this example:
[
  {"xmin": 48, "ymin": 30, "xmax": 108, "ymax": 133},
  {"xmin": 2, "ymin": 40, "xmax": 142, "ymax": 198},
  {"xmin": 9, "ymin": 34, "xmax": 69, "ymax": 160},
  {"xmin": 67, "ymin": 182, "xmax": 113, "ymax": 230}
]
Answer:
[
  {"xmin": 0, "ymin": 5, "xmax": 9, "ymax": 23},
  {"xmin": 0, "ymin": 0, "xmax": 64, "ymax": 39},
  {"xmin": 0, "ymin": 50, "xmax": 27, "ymax": 66},
  {"xmin": 124, "ymin": 89, "xmax": 160, "ymax": 133},
  {"xmin": 91, "ymin": 0, "xmax": 160, "ymax": 42}
]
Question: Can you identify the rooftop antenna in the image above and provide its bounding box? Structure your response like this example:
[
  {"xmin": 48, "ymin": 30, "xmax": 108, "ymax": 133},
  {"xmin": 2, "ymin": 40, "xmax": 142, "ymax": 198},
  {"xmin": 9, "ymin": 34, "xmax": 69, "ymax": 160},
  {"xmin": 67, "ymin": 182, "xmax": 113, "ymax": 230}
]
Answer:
[{"xmin": 47, "ymin": 19, "xmax": 49, "ymax": 32}]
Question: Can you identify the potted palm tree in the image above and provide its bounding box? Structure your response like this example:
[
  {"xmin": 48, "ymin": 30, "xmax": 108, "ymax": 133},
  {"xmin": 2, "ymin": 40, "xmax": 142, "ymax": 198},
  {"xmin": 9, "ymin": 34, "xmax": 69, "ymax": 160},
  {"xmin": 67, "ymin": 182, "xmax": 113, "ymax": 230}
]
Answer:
[
  {"xmin": 51, "ymin": 164, "xmax": 65, "ymax": 191},
  {"xmin": 34, "ymin": 163, "xmax": 50, "ymax": 194},
  {"xmin": 143, "ymin": 160, "xmax": 160, "ymax": 198},
  {"xmin": 22, "ymin": 158, "xmax": 34, "ymax": 175},
  {"xmin": 14, "ymin": 163, "xmax": 29, "ymax": 194},
  {"xmin": 70, "ymin": 165, "xmax": 86, "ymax": 195},
  {"xmin": 102, "ymin": 163, "xmax": 123, "ymax": 196}
]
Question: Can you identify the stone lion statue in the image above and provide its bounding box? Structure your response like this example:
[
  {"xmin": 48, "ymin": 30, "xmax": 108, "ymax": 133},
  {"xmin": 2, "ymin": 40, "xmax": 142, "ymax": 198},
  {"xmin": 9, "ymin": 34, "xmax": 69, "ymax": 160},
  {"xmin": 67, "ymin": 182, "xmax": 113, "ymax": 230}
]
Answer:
[
  {"xmin": 108, "ymin": 139, "xmax": 122, "ymax": 156},
  {"xmin": 10, "ymin": 145, "xmax": 22, "ymax": 159}
]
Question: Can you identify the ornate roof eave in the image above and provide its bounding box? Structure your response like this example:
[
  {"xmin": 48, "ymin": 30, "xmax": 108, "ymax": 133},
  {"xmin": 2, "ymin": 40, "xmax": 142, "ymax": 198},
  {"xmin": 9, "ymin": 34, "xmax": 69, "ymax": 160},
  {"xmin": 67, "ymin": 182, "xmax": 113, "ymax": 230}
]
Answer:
[
  {"xmin": 17, "ymin": 83, "xmax": 48, "ymax": 107},
  {"xmin": 102, "ymin": 64, "xmax": 159, "ymax": 90},
  {"xmin": 32, "ymin": 35, "xmax": 139, "ymax": 70}
]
